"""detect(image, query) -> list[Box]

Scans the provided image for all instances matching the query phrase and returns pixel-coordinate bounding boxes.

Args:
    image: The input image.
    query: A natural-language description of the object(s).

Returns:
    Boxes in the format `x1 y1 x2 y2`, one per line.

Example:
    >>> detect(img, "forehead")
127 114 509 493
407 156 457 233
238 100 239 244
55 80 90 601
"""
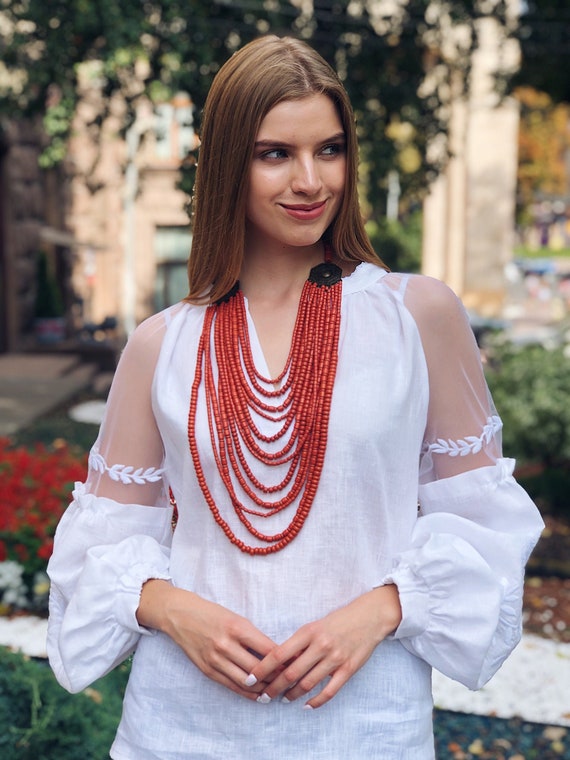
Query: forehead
256 94 344 141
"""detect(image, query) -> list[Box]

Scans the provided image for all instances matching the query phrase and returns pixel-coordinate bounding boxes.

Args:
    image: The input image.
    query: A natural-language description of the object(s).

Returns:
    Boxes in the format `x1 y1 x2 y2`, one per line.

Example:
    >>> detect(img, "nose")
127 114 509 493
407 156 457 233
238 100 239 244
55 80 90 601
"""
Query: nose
290 155 322 196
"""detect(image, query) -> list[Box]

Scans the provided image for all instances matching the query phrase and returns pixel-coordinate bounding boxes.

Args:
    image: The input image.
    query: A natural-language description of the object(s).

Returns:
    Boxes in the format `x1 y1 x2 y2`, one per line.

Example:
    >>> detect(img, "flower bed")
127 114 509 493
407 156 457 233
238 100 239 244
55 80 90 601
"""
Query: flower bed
0 438 86 614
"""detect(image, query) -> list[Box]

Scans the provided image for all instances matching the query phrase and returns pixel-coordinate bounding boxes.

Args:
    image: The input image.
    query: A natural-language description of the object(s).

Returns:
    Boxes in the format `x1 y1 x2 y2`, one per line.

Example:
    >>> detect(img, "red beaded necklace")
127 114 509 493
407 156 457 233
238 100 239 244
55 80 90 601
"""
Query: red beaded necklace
187 247 343 555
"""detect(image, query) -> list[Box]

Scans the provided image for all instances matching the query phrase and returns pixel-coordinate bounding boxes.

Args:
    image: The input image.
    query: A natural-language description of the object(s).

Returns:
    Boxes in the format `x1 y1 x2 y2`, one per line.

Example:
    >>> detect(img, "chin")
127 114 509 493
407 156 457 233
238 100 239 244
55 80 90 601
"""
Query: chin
285 228 330 249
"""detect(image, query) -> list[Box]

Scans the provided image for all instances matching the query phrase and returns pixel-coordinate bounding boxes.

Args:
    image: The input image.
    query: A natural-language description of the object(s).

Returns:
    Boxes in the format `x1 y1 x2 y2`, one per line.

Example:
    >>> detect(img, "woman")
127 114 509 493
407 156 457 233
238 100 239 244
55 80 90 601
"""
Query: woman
47 36 543 759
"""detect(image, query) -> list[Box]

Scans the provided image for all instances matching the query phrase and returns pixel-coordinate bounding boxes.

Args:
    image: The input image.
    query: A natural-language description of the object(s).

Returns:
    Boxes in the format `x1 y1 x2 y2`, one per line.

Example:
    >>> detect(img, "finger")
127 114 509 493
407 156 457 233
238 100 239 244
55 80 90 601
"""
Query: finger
302 666 352 710
240 629 278 660
209 636 278 692
277 657 335 702
216 628 277 690
246 633 309 686
212 657 269 694
258 648 325 700
233 643 271 678
208 668 266 702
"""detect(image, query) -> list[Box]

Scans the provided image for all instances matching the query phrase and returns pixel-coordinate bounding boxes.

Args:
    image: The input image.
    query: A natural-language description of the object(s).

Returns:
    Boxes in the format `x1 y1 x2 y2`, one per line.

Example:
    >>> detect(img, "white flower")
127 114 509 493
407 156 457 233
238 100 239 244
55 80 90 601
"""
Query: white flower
0 561 29 609
0 560 24 588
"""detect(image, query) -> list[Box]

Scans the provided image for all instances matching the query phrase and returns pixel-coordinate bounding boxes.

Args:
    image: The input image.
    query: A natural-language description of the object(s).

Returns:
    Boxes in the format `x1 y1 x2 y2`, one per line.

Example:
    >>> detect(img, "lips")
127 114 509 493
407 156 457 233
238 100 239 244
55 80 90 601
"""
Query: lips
280 201 327 221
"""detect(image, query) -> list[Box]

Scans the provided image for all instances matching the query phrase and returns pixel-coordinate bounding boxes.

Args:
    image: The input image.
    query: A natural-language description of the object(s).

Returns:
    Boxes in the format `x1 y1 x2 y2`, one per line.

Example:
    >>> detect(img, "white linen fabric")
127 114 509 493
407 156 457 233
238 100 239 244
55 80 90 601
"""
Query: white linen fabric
47 263 544 760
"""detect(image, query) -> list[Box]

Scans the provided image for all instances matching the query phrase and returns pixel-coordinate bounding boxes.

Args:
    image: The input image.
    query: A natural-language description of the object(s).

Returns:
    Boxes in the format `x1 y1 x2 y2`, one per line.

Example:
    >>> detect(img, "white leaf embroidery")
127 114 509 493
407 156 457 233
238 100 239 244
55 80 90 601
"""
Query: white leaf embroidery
90 451 106 473
425 416 503 457
88 449 165 485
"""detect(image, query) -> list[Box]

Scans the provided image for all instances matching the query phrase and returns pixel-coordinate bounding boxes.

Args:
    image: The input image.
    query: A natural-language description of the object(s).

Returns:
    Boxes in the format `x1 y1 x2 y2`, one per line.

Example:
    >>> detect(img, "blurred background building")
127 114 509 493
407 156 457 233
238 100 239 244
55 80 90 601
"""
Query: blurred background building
0 0 568 356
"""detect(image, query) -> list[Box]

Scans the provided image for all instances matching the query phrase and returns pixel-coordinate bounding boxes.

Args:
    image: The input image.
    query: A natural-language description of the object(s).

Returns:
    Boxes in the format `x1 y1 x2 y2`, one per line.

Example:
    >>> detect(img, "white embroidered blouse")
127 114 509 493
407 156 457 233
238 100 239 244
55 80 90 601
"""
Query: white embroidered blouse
47 265 544 760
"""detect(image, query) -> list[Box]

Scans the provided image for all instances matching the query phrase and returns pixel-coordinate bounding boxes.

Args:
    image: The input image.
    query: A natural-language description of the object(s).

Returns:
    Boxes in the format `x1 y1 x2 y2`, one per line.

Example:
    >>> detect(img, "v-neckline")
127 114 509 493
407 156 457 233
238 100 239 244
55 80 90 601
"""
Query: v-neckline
243 296 273 380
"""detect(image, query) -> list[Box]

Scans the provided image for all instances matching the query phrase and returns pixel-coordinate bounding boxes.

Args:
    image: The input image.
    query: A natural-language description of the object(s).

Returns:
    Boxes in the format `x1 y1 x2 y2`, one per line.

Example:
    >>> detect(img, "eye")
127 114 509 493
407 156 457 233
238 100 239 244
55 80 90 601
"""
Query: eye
321 142 345 158
260 148 288 160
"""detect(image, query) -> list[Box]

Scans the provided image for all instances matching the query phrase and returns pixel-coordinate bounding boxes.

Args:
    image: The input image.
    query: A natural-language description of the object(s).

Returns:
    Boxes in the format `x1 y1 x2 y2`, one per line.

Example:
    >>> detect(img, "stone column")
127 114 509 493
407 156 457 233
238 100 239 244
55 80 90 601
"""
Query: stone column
422 13 520 317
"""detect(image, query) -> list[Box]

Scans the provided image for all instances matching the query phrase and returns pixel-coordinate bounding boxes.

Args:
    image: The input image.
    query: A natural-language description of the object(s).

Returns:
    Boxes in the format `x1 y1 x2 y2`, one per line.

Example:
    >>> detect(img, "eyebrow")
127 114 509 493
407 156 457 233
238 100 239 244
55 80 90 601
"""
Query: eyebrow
254 132 346 149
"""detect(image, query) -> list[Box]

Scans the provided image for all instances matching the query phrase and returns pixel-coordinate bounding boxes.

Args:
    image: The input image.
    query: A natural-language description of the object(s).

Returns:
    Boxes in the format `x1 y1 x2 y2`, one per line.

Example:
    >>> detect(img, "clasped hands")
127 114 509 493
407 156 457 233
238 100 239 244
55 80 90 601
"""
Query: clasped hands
137 580 401 710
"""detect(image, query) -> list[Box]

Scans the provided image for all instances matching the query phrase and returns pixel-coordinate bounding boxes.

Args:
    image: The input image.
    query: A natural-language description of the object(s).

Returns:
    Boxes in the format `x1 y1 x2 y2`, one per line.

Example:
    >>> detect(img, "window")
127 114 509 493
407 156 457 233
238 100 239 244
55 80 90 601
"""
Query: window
154 95 195 160
154 226 192 310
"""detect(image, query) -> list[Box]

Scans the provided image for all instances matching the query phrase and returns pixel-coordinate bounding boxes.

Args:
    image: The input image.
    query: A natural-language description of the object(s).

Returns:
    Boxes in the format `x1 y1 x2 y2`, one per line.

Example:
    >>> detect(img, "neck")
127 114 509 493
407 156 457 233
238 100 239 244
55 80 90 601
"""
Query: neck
239 241 325 302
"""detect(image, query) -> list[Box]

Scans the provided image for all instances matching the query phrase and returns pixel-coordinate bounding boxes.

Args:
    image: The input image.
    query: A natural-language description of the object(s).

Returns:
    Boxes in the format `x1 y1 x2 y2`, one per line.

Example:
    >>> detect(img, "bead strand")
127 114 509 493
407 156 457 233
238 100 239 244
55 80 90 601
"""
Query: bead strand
187 247 342 554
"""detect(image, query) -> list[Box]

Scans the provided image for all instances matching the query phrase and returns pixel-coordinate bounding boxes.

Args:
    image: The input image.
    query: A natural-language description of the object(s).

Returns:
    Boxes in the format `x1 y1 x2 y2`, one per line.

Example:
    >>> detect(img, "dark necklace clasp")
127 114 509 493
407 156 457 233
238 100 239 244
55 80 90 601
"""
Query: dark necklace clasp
308 262 343 288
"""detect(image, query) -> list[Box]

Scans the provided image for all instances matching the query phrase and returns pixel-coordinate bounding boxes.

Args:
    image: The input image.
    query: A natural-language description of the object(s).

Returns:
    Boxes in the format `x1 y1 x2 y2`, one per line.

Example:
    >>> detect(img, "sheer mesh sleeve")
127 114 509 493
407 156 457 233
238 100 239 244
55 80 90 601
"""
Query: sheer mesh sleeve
403 276 503 483
85 310 172 506
47 310 177 693
380 275 544 689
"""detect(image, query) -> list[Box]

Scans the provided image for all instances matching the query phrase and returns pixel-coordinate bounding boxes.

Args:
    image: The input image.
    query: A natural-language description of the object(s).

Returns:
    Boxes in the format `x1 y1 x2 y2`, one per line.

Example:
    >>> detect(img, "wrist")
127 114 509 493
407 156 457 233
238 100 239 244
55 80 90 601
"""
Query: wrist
136 578 175 631
371 583 402 638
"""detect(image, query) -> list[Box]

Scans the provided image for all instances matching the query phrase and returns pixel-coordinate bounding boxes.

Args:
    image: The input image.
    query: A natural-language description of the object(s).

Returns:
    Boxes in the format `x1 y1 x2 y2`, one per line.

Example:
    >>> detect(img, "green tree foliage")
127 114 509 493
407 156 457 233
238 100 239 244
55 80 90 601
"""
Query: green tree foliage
515 86 570 227
366 210 423 272
0 0 518 214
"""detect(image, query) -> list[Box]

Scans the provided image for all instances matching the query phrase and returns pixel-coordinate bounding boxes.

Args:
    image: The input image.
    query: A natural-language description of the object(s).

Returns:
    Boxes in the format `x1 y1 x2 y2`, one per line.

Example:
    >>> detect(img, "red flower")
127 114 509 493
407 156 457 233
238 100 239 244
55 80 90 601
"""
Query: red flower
0 439 87 602
37 539 54 560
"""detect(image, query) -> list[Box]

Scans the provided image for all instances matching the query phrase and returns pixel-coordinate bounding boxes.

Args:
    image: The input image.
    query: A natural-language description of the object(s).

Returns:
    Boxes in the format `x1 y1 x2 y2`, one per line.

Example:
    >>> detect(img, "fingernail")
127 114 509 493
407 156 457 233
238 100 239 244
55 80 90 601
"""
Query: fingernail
257 693 272 704
244 674 257 687
281 696 291 704
303 704 313 711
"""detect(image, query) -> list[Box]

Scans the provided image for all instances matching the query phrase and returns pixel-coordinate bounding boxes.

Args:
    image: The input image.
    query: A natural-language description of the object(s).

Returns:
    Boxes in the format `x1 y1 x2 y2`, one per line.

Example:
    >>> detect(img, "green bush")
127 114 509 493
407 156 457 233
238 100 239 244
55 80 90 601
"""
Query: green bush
485 340 570 471
516 468 570 516
0 648 129 759
484 337 570 517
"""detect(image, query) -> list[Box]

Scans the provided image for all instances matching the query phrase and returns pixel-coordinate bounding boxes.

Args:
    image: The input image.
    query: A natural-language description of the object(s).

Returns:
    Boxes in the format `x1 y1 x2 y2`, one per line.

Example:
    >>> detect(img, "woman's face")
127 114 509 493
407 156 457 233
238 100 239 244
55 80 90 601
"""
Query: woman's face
245 94 346 253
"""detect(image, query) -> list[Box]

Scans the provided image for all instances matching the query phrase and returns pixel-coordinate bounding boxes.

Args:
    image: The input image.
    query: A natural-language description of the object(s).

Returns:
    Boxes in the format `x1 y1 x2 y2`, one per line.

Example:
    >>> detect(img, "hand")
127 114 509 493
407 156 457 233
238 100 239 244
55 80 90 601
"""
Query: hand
245 584 402 709
137 580 277 701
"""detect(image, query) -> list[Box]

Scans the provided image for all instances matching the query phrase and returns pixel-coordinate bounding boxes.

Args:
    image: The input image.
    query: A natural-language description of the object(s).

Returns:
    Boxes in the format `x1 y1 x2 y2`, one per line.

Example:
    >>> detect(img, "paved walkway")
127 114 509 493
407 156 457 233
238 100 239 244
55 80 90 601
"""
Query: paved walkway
0 353 99 437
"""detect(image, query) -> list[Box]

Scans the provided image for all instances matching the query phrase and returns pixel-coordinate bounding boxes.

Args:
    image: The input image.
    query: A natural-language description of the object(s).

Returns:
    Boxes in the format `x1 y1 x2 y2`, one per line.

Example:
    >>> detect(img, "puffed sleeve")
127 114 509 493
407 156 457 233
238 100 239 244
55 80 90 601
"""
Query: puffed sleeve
47 310 176 693
381 275 544 690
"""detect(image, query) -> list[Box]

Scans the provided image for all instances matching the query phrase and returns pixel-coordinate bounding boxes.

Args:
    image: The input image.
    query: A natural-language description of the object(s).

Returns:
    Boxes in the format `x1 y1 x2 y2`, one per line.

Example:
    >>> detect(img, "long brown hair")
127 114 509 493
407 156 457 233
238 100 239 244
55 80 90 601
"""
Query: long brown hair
186 35 384 304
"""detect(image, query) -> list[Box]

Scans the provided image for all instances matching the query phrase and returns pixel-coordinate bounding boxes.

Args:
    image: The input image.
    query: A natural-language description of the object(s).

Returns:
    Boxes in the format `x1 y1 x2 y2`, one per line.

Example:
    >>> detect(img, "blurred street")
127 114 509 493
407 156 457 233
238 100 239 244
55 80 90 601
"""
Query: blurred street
0 353 104 437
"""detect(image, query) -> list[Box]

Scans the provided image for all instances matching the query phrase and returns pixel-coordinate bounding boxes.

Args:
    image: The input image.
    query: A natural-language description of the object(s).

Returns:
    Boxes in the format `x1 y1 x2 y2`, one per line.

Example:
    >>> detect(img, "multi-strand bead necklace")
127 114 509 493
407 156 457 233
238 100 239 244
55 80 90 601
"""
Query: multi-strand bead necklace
188 249 343 555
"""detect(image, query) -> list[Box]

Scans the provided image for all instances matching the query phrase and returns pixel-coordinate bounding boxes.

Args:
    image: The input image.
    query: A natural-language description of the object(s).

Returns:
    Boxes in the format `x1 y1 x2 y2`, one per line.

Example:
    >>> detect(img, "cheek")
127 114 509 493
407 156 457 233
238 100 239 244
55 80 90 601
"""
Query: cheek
245 174 268 221
330 192 344 221
245 175 274 226
246 174 262 208
248 166 287 200
328 161 346 206
324 159 347 194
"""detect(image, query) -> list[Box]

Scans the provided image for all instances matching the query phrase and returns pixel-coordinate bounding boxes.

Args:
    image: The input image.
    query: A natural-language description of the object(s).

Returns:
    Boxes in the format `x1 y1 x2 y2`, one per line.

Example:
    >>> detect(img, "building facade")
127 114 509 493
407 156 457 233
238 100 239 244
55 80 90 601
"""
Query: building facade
0 15 520 352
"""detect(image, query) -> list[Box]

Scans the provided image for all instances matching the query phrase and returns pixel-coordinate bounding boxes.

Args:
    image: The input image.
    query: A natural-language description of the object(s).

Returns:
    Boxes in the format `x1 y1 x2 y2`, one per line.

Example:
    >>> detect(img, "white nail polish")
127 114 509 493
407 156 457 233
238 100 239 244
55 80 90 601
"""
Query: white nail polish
244 674 257 687
257 693 272 704
281 696 291 704
303 704 313 711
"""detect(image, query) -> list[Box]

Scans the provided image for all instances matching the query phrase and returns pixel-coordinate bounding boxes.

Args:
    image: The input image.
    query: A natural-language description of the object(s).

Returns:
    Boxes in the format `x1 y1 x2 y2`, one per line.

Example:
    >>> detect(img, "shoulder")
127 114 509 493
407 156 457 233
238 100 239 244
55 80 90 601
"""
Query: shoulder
402 274 467 331
399 275 479 366
120 304 186 370
404 273 462 310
